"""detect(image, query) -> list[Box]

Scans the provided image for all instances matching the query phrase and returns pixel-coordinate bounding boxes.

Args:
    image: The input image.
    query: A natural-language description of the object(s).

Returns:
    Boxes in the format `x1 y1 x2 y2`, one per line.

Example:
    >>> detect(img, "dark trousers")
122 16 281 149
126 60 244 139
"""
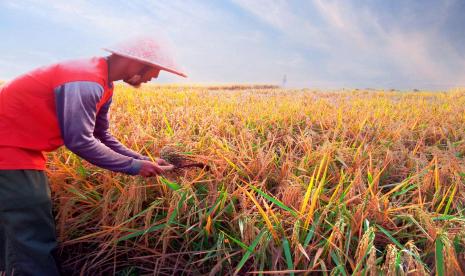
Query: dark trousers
0 170 60 276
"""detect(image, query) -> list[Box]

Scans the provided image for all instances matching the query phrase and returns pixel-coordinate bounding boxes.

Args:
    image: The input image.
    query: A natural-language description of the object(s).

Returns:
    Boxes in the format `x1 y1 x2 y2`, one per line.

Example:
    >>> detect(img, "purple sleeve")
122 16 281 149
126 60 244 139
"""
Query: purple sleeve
93 99 150 161
54 81 142 175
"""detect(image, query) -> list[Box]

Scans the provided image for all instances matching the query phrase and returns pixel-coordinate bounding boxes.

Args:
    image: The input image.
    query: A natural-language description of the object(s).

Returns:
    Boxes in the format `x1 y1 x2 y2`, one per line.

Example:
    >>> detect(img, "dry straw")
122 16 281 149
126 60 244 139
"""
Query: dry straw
48 85 465 275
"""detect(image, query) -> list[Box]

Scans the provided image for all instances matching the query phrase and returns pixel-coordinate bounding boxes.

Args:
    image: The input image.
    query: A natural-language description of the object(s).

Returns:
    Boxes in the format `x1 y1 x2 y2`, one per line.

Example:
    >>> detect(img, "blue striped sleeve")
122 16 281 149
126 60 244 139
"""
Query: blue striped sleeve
54 81 142 175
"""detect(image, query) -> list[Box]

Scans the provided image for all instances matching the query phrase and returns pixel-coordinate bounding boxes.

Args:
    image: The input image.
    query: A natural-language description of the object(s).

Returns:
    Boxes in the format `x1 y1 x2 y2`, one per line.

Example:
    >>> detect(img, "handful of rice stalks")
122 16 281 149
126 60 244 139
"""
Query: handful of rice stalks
160 146 210 170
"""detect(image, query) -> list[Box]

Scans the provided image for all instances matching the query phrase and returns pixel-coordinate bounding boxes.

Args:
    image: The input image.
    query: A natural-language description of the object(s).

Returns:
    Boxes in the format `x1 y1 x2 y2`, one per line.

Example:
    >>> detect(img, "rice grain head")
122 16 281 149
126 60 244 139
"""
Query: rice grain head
160 146 188 167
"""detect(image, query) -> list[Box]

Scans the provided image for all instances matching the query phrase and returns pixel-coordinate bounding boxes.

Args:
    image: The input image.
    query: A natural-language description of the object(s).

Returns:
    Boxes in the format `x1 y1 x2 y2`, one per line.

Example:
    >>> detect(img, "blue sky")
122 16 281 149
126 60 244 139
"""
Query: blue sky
1 0 464 90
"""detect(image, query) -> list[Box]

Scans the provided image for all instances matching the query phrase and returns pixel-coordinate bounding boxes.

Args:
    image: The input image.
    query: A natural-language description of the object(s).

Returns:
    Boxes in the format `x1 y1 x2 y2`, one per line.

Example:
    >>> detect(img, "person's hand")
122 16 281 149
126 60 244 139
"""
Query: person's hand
138 160 174 177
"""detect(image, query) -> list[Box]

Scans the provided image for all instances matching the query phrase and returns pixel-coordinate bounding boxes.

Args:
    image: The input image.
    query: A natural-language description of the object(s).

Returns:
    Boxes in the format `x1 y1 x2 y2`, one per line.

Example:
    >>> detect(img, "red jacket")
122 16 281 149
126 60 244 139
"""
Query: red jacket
0 57 113 170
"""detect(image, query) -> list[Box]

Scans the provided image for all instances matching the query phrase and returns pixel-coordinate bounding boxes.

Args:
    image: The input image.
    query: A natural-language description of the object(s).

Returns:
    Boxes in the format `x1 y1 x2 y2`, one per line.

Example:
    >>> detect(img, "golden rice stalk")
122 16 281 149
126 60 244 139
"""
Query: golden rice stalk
402 241 427 276
303 154 329 230
240 186 279 242
382 244 401 276
436 232 464 275
205 215 212 236
300 153 329 217
329 217 346 251
434 156 440 194
367 246 378 276
355 226 375 264
279 184 303 211
299 168 316 215
415 208 437 241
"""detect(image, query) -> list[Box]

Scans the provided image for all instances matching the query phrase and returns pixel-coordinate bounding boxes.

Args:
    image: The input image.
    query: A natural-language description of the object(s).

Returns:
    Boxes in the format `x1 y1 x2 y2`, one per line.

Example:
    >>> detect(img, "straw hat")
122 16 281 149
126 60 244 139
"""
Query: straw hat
103 37 187 78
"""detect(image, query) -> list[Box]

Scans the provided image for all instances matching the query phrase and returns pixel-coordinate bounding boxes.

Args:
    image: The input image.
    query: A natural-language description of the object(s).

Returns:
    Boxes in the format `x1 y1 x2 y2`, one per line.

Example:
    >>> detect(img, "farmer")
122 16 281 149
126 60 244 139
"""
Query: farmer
0 37 186 275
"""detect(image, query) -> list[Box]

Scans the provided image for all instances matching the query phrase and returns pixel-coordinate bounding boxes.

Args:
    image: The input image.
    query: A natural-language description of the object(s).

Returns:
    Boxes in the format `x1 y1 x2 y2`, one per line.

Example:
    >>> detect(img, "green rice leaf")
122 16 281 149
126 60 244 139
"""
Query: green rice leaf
220 230 249 251
117 223 166 242
249 184 298 217
303 213 321 247
159 176 181 191
234 230 267 276
282 238 294 276
330 251 347 276
435 235 445 276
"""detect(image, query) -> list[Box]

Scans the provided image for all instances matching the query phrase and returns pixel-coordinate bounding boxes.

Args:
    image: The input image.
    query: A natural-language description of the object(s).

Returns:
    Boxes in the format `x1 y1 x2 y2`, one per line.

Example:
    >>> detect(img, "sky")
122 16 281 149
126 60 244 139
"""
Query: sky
1 0 464 90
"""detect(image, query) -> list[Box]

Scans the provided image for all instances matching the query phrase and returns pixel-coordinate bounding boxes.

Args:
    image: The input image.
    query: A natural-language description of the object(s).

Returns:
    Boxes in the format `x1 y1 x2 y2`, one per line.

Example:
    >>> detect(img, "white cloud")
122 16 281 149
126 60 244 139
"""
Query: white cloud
231 0 329 50
233 0 465 88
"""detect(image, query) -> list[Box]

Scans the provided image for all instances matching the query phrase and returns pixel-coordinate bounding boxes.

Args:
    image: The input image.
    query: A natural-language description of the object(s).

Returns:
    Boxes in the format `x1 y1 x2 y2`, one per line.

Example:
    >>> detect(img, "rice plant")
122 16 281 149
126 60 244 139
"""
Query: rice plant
47 85 465 275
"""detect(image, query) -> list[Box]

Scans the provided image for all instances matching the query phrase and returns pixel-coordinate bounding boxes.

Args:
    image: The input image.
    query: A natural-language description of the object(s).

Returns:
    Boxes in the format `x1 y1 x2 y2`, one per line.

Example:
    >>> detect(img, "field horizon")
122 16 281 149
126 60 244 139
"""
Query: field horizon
2 79 465 92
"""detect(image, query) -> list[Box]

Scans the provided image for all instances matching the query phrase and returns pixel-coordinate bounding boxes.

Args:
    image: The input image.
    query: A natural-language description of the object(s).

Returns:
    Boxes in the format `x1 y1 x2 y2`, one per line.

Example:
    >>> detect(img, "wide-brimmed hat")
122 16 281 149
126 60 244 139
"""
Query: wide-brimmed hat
103 37 187 78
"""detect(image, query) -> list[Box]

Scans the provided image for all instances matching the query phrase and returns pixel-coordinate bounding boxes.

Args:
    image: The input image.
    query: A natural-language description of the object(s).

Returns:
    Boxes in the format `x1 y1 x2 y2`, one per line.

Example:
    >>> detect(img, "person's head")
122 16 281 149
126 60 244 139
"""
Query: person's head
106 54 161 88
103 37 187 88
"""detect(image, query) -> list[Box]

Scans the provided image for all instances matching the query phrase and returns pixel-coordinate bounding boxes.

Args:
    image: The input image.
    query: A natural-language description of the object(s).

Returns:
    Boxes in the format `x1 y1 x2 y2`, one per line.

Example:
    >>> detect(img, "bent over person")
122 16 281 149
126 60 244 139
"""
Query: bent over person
0 37 186 275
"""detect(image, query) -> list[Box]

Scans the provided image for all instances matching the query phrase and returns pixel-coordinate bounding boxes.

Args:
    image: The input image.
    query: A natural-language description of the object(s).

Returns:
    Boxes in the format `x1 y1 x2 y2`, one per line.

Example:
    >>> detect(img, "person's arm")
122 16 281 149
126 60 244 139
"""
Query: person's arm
93 98 150 161
54 81 143 175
